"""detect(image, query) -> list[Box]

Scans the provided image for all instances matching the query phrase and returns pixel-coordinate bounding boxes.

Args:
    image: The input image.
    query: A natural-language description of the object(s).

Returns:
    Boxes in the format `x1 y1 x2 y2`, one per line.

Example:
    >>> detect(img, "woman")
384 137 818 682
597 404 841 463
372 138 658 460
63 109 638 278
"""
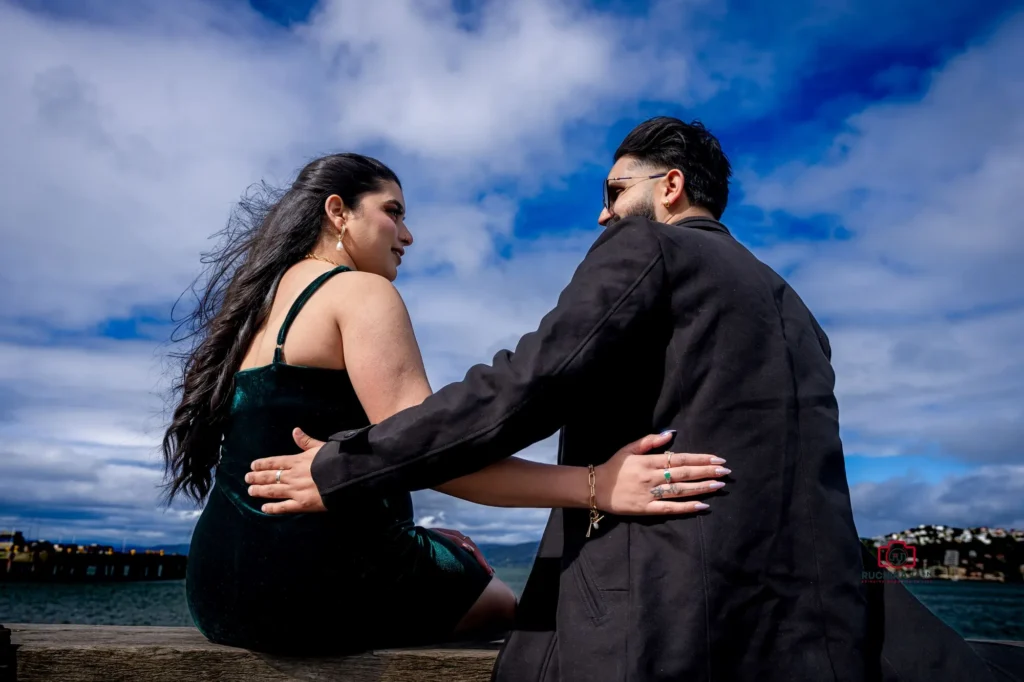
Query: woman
163 153 728 655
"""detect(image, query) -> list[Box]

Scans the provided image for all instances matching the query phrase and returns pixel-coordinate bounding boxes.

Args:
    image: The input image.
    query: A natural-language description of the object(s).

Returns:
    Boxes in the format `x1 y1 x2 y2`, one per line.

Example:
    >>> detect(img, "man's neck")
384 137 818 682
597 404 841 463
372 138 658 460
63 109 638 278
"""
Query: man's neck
660 205 716 224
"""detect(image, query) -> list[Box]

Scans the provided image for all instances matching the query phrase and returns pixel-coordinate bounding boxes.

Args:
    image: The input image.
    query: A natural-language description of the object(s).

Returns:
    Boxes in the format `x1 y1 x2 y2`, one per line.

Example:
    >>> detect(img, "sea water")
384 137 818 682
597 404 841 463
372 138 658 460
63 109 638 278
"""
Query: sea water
2 571 1021 642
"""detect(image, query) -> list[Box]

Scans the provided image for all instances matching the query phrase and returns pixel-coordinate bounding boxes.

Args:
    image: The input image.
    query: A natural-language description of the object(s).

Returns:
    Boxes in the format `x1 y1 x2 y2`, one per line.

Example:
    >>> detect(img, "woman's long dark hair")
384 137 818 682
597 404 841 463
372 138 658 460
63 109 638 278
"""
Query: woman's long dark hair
162 153 401 504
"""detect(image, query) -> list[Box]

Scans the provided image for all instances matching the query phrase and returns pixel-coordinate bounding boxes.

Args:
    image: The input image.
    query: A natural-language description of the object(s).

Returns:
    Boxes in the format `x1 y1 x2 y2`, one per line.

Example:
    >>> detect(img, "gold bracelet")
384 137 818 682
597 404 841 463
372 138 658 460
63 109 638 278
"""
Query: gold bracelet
586 464 605 538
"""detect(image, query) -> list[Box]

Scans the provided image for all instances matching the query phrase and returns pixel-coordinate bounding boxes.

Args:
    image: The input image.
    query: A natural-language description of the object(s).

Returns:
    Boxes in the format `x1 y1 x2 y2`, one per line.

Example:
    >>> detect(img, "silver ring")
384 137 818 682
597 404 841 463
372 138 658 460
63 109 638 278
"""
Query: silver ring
275 469 283 484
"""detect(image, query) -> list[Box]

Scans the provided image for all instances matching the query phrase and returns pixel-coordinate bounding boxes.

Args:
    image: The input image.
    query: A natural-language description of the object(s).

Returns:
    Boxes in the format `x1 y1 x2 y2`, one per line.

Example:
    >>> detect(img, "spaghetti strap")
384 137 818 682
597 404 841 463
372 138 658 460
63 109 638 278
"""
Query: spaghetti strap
273 265 352 364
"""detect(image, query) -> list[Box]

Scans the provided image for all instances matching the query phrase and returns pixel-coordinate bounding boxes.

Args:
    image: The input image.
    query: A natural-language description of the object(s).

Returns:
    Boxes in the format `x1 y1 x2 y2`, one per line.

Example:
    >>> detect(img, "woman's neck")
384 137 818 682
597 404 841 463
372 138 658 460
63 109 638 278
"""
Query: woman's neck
308 237 356 269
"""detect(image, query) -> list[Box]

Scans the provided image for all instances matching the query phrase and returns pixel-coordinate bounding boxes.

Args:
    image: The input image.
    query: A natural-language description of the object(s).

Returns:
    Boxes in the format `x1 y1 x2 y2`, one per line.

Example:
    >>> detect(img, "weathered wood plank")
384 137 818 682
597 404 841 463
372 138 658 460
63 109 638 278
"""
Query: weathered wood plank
8 623 1023 682
7 623 499 682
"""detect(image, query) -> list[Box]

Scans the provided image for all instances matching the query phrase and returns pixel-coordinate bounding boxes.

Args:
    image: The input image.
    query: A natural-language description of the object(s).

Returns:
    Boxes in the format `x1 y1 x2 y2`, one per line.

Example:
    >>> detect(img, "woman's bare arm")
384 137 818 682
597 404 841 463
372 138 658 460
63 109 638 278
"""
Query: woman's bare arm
433 456 591 508
338 273 590 509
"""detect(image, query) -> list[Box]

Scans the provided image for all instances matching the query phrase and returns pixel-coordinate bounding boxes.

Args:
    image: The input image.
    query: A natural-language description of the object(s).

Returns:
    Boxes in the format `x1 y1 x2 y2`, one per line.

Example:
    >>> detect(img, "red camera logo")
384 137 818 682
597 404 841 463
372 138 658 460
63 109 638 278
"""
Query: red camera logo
877 539 917 570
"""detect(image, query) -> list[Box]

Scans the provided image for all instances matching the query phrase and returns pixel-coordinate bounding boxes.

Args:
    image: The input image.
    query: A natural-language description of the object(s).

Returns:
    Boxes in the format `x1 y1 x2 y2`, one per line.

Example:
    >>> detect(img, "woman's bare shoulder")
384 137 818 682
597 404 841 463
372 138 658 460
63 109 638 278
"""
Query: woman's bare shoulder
317 269 411 323
320 269 405 299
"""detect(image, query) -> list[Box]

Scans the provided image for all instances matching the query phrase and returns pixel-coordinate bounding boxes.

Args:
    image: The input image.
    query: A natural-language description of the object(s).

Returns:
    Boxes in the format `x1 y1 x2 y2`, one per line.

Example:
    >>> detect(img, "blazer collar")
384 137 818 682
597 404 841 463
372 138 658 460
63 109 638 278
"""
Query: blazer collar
670 216 732 236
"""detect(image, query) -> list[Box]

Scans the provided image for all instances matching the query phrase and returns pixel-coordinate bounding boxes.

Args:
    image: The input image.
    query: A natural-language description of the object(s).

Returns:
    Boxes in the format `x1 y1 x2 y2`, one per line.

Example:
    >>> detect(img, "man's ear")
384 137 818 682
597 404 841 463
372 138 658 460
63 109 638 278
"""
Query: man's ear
664 169 686 206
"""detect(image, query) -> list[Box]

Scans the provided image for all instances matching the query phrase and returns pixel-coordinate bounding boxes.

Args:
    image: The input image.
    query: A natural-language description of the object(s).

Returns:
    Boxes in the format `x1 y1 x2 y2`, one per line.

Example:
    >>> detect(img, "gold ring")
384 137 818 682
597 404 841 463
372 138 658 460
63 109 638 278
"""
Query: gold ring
666 451 674 468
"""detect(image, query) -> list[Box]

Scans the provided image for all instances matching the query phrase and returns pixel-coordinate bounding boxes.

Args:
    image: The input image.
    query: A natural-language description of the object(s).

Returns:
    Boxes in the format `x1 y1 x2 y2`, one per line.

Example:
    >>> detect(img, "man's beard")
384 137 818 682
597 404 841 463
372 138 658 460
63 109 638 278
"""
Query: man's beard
608 194 657 226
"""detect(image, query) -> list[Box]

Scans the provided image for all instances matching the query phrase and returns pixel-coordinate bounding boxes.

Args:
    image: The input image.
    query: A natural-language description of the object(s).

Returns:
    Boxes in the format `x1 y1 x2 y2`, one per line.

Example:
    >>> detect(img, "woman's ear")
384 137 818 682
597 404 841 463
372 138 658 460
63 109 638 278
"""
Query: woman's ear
324 194 346 227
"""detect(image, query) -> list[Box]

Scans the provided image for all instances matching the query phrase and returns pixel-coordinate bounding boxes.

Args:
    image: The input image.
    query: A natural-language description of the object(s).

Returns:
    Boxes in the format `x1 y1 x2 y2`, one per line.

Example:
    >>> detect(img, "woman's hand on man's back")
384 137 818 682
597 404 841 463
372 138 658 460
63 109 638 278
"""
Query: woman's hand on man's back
595 431 730 515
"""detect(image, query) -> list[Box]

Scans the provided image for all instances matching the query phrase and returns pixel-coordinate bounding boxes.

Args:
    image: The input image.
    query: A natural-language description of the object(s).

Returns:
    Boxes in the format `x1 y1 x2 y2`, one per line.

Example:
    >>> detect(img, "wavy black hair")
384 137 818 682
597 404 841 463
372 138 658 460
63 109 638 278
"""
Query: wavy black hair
162 153 400 503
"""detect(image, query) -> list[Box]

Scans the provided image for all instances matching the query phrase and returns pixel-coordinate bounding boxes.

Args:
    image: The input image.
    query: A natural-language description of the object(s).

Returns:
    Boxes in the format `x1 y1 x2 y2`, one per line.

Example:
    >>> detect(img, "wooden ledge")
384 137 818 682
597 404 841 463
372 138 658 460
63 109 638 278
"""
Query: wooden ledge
3 623 500 682
5 623 1022 682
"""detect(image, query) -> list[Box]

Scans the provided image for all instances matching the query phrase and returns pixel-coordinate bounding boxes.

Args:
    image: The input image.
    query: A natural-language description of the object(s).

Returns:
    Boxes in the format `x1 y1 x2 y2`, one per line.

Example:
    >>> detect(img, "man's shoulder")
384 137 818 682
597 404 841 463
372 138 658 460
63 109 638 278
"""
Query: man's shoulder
586 216 664 255
603 216 738 251
610 215 665 237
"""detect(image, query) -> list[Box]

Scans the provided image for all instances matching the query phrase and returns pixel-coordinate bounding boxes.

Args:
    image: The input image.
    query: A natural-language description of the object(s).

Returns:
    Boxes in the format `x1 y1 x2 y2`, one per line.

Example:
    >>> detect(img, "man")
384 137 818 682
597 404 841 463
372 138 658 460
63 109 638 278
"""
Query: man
249 118 1007 681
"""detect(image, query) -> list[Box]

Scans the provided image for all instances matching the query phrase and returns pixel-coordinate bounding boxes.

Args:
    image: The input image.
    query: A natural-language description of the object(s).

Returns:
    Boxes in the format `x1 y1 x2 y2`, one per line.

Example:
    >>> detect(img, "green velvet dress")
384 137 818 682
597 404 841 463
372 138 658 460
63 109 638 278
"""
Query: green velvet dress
186 265 493 655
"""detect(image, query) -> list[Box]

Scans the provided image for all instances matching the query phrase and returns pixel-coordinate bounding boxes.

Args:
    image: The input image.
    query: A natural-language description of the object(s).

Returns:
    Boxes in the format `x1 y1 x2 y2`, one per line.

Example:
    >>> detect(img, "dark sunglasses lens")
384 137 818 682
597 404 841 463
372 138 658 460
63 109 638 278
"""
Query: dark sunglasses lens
605 183 620 211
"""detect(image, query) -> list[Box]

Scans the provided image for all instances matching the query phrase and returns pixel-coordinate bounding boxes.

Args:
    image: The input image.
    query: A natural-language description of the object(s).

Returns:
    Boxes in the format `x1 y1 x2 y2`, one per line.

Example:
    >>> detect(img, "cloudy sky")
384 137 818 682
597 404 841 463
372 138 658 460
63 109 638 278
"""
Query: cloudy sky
1 0 1021 547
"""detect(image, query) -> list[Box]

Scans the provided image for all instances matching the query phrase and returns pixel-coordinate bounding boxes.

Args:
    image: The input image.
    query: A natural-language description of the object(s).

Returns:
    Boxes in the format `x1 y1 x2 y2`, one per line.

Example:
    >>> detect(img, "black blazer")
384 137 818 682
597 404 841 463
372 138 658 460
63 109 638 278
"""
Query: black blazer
311 216 998 682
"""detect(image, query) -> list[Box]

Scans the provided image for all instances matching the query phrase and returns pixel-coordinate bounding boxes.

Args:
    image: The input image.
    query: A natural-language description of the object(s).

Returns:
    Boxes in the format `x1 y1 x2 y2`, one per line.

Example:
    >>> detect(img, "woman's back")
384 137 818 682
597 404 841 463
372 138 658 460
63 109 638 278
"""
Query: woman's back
186 264 491 654
189 265 390 651
209 264 394 513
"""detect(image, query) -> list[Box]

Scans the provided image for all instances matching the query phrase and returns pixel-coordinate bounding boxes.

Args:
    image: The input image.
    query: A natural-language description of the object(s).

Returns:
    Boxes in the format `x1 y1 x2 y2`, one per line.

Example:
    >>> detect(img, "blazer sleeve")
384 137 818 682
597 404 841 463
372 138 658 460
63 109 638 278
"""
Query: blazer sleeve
310 217 666 507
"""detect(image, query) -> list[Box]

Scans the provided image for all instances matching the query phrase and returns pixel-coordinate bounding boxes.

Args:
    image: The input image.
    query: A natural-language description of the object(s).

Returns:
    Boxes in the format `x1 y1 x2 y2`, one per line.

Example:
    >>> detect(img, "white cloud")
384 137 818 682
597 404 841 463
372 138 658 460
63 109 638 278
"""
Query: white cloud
0 1 311 326
413 490 553 545
399 197 519 275
824 309 1024 463
742 13 1024 467
305 0 621 167
0 342 163 395
851 465 1024 538
746 13 1024 315
0 340 194 544
0 0 688 327
404 228 600 389
0 436 199 547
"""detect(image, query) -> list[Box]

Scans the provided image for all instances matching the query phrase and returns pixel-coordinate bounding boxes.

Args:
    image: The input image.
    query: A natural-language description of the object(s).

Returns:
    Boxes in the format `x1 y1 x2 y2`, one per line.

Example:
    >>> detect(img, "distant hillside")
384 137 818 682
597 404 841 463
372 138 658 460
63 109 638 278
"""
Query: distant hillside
49 524 1024 579
144 543 191 556
478 542 539 568
862 525 1024 582
141 541 541 567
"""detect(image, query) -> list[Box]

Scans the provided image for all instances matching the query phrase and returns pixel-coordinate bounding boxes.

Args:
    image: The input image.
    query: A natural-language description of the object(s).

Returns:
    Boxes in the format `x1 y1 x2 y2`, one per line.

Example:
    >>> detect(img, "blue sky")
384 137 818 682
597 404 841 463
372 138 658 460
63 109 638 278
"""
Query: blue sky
1 0 1021 546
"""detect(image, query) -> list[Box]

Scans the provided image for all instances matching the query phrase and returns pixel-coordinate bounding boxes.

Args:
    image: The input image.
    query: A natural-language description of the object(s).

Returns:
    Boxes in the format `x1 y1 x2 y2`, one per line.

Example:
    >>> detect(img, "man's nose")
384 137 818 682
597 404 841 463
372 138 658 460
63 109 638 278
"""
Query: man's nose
597 207 613 226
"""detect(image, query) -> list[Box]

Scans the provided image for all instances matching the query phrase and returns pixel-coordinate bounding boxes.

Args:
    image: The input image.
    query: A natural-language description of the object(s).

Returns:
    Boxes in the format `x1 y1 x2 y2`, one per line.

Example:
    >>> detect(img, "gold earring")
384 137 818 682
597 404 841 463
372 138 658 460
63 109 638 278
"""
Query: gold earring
663 200 671 208
336 224 346 251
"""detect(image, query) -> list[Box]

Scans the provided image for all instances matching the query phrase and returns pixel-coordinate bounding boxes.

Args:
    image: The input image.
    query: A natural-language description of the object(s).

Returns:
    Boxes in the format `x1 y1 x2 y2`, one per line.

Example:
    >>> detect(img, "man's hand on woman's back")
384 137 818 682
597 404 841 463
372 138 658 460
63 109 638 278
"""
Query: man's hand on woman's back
246 427 327 514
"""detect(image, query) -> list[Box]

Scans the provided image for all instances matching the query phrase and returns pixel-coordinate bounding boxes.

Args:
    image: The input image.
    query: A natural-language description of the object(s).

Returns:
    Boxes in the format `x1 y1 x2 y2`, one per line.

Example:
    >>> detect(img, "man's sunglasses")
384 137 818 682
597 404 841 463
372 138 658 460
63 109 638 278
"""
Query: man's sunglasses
603 173 667 212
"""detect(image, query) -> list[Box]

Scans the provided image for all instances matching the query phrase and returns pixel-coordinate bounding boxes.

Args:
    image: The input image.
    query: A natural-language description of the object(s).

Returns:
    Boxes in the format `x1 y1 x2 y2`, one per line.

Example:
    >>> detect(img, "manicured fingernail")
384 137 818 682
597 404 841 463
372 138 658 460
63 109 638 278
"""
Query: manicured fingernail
261 505 268 513
694 503 709 510
244 474 252 483
660 429 676 436
247 486 255 496
708 481 725 489
715 467 731 476
710 457 726 464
